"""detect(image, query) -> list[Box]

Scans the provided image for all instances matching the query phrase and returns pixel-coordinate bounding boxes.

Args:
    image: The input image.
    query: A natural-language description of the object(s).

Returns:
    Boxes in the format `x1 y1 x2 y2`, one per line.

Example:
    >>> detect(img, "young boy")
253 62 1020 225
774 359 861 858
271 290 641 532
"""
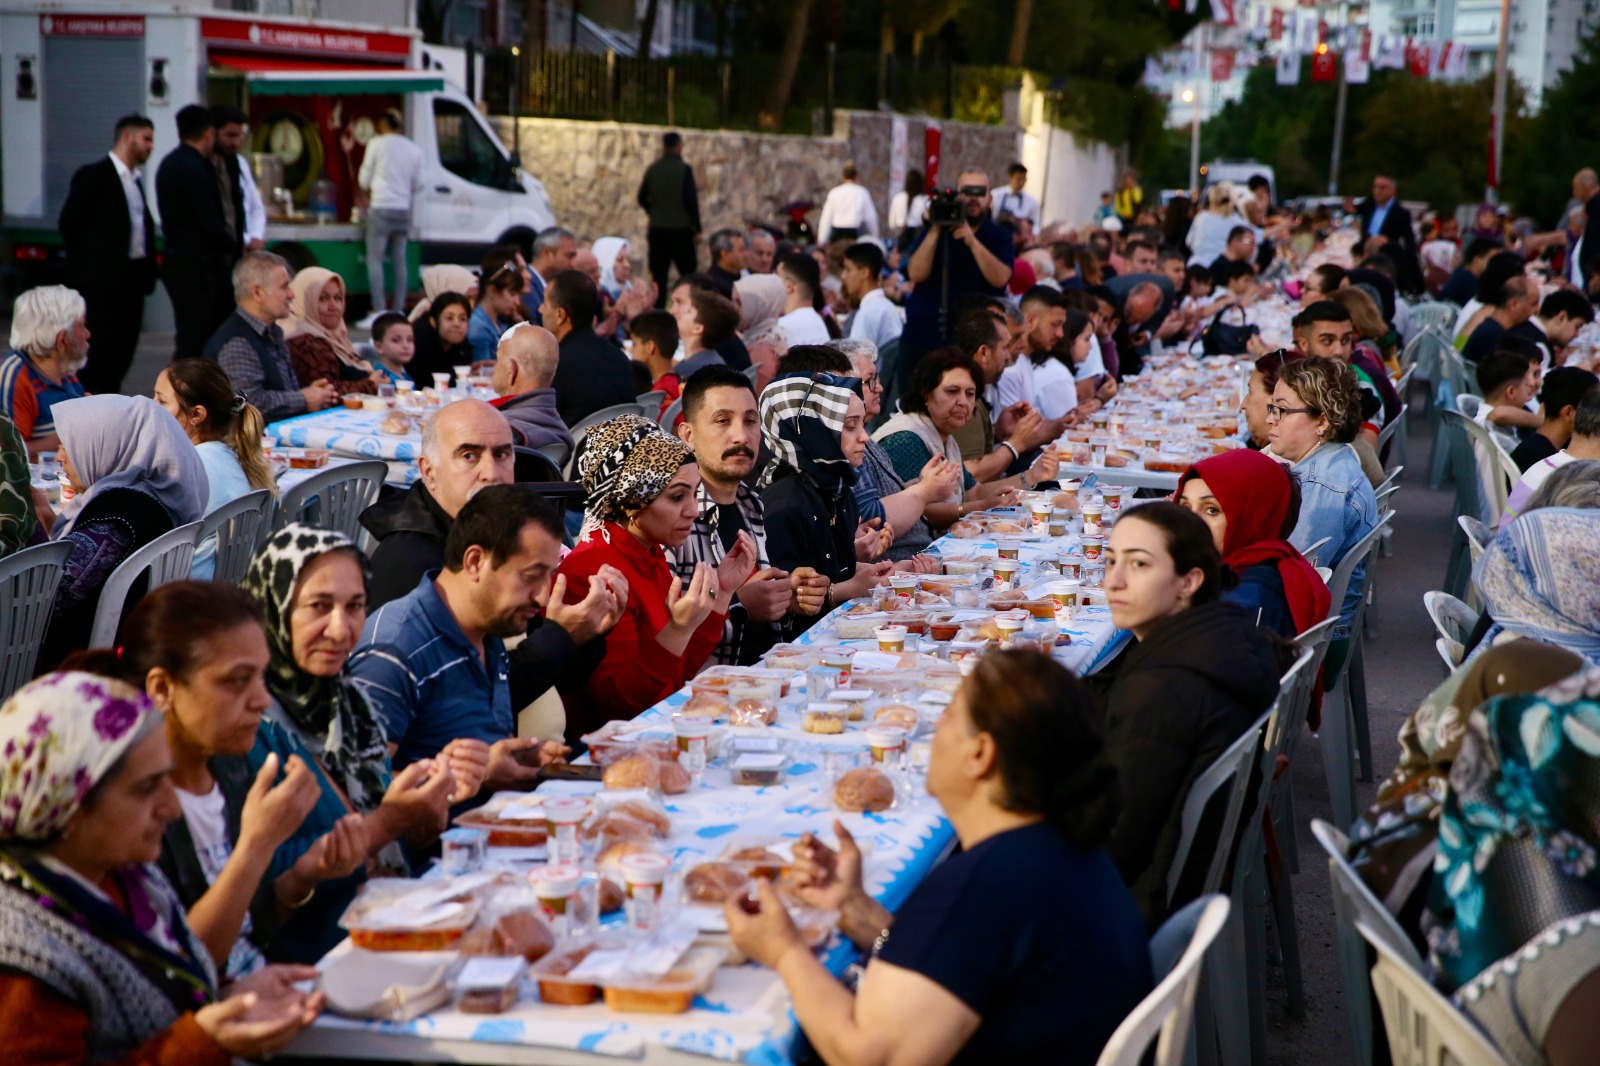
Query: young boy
370 312 415 385
1475 342 1545 436
671 287 740 379
629 309 681 414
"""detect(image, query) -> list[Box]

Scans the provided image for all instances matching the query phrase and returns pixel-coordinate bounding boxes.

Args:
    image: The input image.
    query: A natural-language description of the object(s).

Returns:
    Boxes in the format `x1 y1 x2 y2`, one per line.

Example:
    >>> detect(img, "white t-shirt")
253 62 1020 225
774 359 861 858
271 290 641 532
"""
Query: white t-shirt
177 785 266 977
358 132 424 212
888 192 928 233
1454 298 1485 342
817 182 880 244
998 354 1077 421
777 306 831 346
992 188 1040 229
1075 335 1107 382
848 289 903 351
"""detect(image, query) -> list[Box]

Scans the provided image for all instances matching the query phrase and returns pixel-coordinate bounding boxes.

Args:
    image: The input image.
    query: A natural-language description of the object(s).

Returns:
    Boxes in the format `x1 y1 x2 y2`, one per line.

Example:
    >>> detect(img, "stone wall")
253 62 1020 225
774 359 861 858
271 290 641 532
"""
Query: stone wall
491 111 1024 260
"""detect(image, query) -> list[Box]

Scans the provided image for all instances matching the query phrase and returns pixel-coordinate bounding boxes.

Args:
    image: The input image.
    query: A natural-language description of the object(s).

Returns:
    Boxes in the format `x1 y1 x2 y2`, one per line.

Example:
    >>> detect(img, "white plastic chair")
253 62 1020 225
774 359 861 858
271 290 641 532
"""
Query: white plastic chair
1376 403 1408 471
1303 535 1332 567
1360 919 1512 1066
273 461 387 542
88 522 204 649
1436 636 1463 672
1095 896 1233 1066
196 489 275 585
1313 819 1429 1066
1423 590 1476 676
1457 514 1491 568
1316 565 1333 584
0 541 73 699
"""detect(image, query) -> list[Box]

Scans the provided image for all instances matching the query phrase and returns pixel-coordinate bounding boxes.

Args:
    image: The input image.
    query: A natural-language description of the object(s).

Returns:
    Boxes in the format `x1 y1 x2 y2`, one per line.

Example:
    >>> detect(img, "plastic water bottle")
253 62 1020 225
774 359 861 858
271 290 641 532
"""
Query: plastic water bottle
309 177 338 224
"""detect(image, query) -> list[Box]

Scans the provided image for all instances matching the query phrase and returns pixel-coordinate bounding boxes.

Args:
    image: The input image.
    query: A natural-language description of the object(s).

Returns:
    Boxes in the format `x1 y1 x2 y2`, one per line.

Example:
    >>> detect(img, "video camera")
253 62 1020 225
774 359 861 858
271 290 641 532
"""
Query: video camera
926 186 964 227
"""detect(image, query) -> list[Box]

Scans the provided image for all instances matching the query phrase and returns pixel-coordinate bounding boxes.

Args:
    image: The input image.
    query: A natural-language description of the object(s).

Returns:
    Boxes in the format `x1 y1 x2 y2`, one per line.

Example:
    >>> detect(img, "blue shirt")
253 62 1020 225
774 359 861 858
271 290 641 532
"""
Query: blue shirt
1287 442 1377 637
374 362 413 386
902 219 1016 352
467 306 508 364
190 440 253 580
1368 199 1393 239
348 571 514 771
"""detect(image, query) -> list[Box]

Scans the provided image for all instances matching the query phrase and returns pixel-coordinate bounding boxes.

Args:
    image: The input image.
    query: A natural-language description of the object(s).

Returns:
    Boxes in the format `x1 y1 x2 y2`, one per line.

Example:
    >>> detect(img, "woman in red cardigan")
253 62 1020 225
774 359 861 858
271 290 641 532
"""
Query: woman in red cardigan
557 414 757 738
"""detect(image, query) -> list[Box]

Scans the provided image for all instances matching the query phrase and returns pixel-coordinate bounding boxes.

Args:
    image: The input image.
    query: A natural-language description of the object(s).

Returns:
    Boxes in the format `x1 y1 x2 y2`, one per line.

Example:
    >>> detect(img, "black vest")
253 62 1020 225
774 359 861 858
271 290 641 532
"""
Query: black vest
200 312 289 391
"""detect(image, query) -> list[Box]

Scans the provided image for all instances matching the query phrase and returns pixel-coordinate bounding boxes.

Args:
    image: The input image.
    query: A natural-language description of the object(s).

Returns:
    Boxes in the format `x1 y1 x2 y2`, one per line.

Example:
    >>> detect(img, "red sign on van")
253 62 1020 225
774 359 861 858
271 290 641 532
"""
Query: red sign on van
199 17 412 61
39 14 146 37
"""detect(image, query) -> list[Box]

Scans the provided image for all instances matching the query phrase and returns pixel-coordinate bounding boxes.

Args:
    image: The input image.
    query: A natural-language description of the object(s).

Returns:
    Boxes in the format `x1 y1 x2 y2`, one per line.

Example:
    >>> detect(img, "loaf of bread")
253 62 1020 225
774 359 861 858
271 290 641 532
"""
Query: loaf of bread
834 767 895 812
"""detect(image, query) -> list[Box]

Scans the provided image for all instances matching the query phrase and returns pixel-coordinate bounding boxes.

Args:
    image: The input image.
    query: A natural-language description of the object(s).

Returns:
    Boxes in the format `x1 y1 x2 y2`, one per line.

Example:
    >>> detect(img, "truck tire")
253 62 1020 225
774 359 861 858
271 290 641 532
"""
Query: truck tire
271 242 318 274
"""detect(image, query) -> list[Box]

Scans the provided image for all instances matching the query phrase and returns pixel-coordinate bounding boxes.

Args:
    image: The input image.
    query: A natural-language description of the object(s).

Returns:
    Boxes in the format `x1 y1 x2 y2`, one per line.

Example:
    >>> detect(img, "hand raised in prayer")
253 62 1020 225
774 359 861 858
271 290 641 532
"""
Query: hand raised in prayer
915 454 962 504
791 822 866 912
723 878 805 971
789 567 829 616
995 400 1032 441
546 568 625 644
300 379 339 412
854 518 892 562
897 554 940 575
484 737 570 790
238 753 321 856
1010 408 1054 452
380 757 455 835
197 970 324 1058
1027 445 1059 486
737 566 793 622
440 738 491 802
290 813 369 884
665 564 720 633
713 531 760 608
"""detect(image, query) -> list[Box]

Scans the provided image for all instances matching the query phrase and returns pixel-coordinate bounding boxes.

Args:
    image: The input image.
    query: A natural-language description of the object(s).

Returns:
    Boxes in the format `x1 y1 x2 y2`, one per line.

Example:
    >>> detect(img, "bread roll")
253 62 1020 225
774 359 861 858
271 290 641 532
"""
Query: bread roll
598 878 625 914
684 862 750 904
603 754 660 790
834 767 895 812
874 704 919 731
657 759 692 794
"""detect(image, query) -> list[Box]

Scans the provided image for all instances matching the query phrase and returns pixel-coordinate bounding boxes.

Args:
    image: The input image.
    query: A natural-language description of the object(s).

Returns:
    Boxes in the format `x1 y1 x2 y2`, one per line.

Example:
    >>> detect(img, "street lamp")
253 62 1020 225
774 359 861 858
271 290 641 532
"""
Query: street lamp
1181 88 1195 103
1185 26 1204 196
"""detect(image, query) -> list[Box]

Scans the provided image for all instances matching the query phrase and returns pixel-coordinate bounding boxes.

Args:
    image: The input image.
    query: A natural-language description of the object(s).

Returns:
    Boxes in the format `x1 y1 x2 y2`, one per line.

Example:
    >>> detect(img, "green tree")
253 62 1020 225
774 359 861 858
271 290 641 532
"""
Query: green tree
1503 22 1600 225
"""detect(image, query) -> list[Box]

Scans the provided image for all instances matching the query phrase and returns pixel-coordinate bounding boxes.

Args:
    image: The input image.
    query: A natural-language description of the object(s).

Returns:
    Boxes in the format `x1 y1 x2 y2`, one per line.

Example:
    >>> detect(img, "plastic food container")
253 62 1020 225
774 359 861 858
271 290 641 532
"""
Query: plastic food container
803 701 848 735
283 448 331 470
440 827 488 875
530 939 612 1005
602 946 724 1014
453 793 554 848
729 752 791 786
339 878 481 952
762 643 820 672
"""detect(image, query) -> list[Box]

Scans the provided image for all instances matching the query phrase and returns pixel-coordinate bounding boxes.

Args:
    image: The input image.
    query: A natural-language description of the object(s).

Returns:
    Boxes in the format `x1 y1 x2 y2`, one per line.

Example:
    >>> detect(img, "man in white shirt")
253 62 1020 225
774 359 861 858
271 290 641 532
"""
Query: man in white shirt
991 163 1040 244
997 287 1075 424
817 162 879 246
841 243 902 353
358 109 425 319
776 253 832 345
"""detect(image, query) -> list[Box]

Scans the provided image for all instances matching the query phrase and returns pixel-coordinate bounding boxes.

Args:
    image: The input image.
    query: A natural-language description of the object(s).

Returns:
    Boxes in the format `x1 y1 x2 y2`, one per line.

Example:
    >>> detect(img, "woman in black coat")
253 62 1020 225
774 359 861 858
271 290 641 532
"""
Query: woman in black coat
1100 501 1285 927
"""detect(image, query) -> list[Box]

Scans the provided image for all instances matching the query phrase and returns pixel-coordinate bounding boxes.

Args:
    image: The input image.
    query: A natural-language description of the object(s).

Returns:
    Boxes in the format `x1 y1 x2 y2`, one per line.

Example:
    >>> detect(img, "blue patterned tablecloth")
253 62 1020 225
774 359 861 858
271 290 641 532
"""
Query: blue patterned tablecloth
268 407 424 486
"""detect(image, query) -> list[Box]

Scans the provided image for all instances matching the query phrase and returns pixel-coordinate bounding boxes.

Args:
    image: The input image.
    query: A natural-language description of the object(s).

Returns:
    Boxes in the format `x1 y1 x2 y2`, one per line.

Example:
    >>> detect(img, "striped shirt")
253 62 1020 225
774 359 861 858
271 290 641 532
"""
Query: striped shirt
348 571 513 772
0 350 86 443
669 480 776 666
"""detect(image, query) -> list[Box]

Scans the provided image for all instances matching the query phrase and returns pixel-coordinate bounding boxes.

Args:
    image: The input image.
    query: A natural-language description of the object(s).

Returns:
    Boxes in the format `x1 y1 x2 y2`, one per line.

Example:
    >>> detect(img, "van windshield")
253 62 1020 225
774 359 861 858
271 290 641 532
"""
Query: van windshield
434 98 513 190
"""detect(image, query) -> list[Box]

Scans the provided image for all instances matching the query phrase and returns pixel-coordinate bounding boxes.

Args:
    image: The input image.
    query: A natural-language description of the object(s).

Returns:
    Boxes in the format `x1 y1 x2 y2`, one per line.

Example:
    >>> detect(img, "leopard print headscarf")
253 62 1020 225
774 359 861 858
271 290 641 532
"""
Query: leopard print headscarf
578 414 694 543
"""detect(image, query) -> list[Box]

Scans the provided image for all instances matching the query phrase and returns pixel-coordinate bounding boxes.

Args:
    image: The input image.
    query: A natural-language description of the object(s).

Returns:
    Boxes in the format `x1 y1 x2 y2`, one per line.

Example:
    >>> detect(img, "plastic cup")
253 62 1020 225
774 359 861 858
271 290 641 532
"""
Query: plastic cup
889 574 918 600
452 365 471 386
361 396 386 413
995 538 1021 560
995 615 1025 645
440 827 487 876
1057 555 1082 582
1084 561 1105 588
620 852 671 933
865 725 908 764
1072 441 1093 465
533 863 582 931
1030 501 1052 531
1048 512 1069 537
342 394 364 410
1091 443 1107 467
1058 479 1082 509
1081 534 1105 562
544 797 588 865
674 715 712 776
1048 580 1082 626
395 378 416 394
1081 502 1106 537
1101 486 1126 515
991 558 1019 591
875 625 907 653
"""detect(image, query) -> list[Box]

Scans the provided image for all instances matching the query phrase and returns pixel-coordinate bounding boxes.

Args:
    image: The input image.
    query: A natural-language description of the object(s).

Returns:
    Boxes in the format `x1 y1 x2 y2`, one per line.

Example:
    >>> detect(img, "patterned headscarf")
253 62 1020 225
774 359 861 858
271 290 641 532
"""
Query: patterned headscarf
0 672 160 841
578 414 694 543
758 372 860 492
1474 508 1600 663
241 525 391 814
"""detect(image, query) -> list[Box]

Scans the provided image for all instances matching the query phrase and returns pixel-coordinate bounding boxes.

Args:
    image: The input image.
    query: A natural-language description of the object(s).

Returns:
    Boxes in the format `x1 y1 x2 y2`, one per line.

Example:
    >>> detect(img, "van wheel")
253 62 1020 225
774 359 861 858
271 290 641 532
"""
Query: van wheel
270 242 317 274
499 228 537 262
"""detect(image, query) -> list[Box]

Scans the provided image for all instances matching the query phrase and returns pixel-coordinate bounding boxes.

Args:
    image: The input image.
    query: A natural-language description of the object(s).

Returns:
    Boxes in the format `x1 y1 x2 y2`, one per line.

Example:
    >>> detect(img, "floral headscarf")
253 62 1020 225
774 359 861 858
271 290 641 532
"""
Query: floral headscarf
1426 665 1600 994
0 672 158 841
281 267 369 372
1474 508 1600 664
241 525 391 814
577 414 693 543
758 372 860 492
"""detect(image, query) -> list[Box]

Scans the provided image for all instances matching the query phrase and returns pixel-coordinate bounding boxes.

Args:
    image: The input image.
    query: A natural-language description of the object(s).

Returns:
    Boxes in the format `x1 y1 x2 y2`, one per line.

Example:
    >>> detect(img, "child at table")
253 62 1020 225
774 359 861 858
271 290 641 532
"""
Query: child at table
370 313 415 387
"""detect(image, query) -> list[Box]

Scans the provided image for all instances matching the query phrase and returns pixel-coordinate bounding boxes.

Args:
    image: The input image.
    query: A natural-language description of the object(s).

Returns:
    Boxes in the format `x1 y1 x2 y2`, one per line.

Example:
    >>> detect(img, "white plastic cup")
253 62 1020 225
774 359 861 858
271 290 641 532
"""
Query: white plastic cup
674 715 712 776
991 558 1019 592
620 852 671 933
875 625 907 653
1081 501 1106 537
533 863 582 932
996 614 1025 645
544 797 588 865
1048 579 1082 626
865 725 908 763
1081 534 1105 562
889 574 918 600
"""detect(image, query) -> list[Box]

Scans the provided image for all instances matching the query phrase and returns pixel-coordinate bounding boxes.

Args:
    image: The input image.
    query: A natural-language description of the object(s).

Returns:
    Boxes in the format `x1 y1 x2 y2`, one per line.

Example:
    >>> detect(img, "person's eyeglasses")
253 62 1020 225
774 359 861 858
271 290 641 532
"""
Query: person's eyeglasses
860 374 881 391
1265 403 1318 420
958 185 988 197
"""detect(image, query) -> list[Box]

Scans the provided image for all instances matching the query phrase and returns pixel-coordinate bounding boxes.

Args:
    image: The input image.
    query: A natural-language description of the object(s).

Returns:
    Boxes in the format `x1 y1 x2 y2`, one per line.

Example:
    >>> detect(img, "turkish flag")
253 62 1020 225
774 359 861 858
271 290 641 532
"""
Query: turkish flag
1360 29 1372 61
924 125 942 190
1311 50 1337 82
1409 41 1432 76
1269 9 1284 40
1211 48 1235 81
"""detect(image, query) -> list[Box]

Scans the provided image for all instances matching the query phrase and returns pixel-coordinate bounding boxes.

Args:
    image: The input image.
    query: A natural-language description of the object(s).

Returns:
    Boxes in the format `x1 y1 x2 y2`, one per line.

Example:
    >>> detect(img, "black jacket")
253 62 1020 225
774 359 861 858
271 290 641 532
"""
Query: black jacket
1356 197 1424 295
359 482 603 708
551 327 638 427
763 471 860 638
57 156 156 294
154 143 231 265
1097 600 1281 927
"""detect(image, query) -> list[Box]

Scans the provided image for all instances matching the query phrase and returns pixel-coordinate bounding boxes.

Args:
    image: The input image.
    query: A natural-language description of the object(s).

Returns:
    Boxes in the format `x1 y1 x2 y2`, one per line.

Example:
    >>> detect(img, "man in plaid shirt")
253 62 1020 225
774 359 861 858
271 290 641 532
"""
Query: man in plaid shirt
669 365 828 664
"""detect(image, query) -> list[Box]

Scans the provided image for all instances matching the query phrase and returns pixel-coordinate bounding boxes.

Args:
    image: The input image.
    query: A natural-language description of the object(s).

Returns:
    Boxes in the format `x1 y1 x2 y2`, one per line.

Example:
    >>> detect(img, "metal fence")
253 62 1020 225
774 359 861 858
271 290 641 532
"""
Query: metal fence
483 48 1017 133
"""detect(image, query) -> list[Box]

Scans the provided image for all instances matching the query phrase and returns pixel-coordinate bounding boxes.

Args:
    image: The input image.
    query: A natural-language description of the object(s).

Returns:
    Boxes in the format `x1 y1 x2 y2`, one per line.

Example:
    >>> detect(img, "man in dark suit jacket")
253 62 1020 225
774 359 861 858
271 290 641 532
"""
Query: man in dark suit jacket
541 269 637 427
156 104 233 361
1356 174 1424 296
57 114 158 395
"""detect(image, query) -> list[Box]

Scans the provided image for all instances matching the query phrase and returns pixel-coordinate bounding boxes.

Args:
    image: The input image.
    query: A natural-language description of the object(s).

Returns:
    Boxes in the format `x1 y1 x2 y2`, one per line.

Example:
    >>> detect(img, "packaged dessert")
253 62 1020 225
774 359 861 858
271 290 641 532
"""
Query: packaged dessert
339 876 488 951
828 688 874 721
456 956 525 1015
603 753 692 794
720 841 791 880
834 767 896 812
529 939 611 1005
283 448 331 470
833 609 892 640
683 862 751 904
762 643 820 672
803 701 848 735
452 792 558 848
602 946 724 1014
457 909 554 963
729 752 791 787
872 703 920 731
579 721 677 768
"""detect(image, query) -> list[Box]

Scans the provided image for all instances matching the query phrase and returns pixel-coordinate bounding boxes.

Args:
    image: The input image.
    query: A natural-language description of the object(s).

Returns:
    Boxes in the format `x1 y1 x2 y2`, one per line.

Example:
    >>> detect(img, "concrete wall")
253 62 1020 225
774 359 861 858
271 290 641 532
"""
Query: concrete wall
492 106 1115 264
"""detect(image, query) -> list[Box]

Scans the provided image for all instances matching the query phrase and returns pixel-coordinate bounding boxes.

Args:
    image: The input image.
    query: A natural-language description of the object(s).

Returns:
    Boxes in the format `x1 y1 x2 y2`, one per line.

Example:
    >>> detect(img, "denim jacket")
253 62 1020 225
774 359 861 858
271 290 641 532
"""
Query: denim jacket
1287 442 1377 637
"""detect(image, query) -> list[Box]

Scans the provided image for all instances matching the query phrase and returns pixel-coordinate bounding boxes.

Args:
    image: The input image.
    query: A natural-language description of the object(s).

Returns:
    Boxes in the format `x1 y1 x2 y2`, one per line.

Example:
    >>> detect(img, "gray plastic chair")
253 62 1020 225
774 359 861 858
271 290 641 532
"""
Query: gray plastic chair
1302 535 1332 567
1375 402 1407 471
196 489 275 585
1313 818 1427 1066
273 461 387 541
0 541 73 699
635 389 667 412
658 395 684 429
88 521 204 649
1320 512 1392 831
565 403 647 479
1096 895 1232 1066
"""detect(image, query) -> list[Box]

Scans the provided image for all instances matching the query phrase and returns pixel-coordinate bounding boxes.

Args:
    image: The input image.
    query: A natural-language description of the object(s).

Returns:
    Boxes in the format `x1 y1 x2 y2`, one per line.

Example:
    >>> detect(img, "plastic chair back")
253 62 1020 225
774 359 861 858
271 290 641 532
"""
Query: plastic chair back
742 364 762 385
1436 636 1463 672
514 446 564 483
196 489 275 585
1455 393 1482 421
1359 919 1511 1066
658 395 684 429
1303 535 1332 567
1407 302 1460 338
1423 590 1477 648
1095 895 1232 1066
1376 403 1408 457
0 541 73 699
1313 819 1430 1066
88 522 203 649
1457 514 1491 567
273 461 388 541
536 440 571 469
1324 511 1391 623
1450 413 1518 527
1165 707 1273 911
635 389 667 412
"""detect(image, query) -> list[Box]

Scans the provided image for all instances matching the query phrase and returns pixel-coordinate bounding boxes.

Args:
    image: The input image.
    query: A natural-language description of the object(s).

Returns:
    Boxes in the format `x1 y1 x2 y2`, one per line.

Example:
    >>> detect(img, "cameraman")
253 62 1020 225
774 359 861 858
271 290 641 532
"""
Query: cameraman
897 169 1015 394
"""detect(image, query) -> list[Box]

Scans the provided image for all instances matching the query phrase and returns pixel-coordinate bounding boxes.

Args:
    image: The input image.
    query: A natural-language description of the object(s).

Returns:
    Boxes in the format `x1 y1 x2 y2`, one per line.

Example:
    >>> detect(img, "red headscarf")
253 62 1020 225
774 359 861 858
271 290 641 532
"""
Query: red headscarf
1177 449 1331 637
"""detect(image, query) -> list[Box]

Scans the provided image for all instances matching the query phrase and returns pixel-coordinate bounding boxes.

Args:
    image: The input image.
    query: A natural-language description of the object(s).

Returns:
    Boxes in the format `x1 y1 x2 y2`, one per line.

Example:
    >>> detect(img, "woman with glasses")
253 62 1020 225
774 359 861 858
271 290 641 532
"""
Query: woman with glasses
1267 356 1378 645
1241 348 1306 449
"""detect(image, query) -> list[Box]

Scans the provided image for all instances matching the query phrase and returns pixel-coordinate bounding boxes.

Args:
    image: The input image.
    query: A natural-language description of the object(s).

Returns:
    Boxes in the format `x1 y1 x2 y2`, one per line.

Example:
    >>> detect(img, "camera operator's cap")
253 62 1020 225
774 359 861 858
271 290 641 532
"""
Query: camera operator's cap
1101 216 1124 232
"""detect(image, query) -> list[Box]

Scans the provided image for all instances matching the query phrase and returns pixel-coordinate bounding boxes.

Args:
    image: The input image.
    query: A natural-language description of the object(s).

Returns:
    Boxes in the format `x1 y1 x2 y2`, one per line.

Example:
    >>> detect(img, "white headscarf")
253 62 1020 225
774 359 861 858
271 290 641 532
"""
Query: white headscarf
735 274 788 352
592 237 631 299
52 394 208 538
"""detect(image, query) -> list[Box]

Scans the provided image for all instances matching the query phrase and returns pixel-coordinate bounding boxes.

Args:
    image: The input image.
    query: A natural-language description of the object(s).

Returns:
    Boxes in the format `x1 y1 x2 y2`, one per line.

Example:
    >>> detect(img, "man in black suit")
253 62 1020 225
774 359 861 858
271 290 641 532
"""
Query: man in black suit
57 114 157 395
156 104 232 361
1356 174 1424 296
542 269 637 427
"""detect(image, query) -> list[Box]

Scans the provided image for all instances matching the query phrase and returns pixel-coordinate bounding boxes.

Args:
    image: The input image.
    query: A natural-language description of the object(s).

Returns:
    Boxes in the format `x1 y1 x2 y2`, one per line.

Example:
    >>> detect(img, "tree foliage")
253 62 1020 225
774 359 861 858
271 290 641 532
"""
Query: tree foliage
1504 24 1600 226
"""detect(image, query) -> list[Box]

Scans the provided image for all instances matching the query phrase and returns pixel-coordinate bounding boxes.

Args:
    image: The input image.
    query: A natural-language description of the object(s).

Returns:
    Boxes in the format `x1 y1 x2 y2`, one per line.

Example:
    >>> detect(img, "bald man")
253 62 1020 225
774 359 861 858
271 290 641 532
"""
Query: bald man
359 398 622 709
1572 168 1600 296
492 323 575 456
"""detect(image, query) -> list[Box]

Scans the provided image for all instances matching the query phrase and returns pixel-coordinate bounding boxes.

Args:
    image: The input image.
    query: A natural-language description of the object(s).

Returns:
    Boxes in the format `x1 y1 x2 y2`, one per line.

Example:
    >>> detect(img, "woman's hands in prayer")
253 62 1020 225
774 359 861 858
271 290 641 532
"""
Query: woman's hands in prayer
1025 446 1060 487
895 554 940 575
914 455 962 505
287 812 369 889
855 519 893 562
712 531 760 612
660 563 721 655
199 965 324 1058
238 753 321 857
789 567 829 616
377 757 455 840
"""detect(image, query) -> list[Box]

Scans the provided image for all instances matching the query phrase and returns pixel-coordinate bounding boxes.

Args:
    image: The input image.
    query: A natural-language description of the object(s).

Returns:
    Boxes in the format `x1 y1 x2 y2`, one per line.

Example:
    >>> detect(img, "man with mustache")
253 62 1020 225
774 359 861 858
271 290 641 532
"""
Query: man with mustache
672 365 829 664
